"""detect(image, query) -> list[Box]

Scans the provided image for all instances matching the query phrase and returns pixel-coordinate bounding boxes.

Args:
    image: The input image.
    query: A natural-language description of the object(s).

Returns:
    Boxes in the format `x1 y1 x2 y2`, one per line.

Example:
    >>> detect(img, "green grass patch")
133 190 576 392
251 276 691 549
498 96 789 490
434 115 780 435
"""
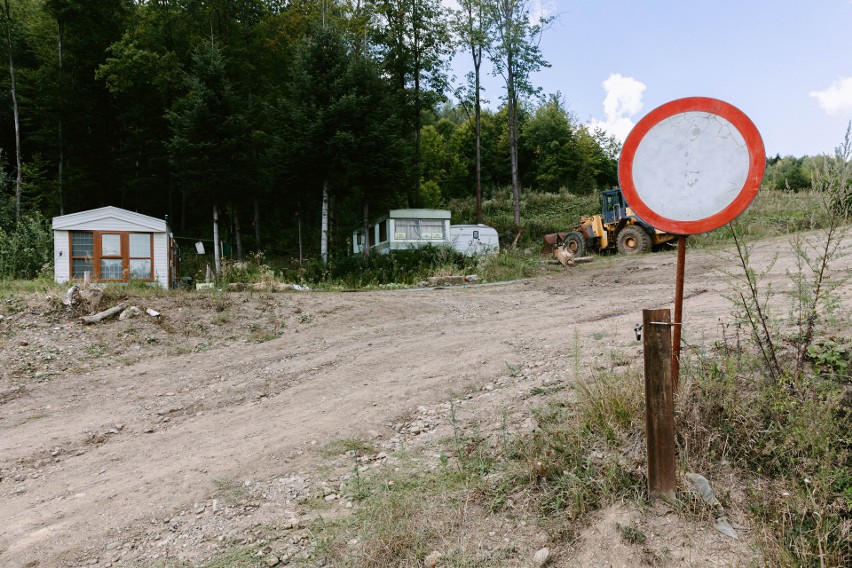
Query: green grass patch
690 189 832 248
680 348 850 567
322 438 379 458
212 478 252 505
315 447 487 567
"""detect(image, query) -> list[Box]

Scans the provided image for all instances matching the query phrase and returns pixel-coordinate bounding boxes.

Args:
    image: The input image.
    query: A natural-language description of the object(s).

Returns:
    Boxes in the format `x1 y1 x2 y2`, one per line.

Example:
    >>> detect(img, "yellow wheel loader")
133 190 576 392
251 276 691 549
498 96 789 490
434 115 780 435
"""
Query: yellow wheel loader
543 188 674 257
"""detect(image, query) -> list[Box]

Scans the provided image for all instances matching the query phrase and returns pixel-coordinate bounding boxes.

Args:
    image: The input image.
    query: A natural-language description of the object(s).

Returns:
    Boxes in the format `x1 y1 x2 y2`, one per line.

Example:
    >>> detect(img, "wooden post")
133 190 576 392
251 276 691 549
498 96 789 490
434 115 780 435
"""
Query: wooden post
643 308 676 502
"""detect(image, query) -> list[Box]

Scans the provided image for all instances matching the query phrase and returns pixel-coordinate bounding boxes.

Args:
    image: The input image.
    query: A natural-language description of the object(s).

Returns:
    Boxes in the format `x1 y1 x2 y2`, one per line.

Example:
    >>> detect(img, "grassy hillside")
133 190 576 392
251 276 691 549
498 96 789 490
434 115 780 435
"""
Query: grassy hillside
450 187 831 251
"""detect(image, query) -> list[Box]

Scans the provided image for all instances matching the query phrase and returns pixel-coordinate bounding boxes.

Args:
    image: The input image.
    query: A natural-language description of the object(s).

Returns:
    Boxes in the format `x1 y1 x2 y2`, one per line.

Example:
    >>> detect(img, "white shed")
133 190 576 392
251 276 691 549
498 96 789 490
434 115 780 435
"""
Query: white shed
52 206 178 289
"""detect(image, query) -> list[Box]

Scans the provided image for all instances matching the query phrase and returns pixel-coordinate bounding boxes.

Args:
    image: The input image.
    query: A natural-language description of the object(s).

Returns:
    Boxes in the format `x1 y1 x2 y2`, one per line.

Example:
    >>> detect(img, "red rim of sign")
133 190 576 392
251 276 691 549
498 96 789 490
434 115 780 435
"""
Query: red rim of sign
618 97 765 235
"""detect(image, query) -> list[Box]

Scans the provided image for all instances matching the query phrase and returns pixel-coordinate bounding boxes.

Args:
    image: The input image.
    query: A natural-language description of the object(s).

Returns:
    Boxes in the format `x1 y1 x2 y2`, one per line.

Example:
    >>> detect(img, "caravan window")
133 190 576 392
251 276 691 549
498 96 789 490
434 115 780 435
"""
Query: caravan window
378 220 388 243
395 219 445 240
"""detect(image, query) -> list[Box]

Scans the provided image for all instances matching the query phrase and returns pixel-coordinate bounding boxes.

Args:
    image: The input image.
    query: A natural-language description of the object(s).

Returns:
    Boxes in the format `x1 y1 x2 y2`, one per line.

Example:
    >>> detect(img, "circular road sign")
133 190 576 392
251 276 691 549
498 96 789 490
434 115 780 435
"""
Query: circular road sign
618 97 765 235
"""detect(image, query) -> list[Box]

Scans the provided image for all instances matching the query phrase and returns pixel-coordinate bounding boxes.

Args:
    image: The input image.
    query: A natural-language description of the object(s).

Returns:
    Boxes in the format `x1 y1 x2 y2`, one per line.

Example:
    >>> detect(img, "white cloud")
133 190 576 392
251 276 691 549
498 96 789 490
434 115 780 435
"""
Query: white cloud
809 77 852 115
588 73 647 142
529 0 557 23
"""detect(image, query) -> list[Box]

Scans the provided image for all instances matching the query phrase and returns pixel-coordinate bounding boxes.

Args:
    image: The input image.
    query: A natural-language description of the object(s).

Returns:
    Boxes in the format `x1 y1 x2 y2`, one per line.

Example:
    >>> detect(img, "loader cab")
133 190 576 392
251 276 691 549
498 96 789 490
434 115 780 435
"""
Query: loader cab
601 188 628 224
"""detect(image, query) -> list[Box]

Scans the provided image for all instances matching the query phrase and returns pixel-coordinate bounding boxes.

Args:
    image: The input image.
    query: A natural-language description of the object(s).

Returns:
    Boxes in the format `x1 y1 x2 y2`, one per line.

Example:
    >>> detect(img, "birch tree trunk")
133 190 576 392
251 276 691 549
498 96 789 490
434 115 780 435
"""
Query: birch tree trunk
321 180 330 264
213 204 221 275
507 60 521 227
474 45 483 224
3 0 22 223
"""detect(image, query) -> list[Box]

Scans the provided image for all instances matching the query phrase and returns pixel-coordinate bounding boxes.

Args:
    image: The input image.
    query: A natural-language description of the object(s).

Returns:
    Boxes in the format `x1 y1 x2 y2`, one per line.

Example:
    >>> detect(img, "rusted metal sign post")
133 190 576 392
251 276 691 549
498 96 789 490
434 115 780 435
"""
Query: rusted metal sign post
643 309 677 501
620 97 765 500
671 235 687 389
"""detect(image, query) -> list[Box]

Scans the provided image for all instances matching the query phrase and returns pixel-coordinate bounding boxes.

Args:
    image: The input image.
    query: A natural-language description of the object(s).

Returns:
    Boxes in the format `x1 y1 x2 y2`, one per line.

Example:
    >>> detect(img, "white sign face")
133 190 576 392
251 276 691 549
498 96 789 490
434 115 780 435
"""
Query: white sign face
619 97 765 235
632 112 749 222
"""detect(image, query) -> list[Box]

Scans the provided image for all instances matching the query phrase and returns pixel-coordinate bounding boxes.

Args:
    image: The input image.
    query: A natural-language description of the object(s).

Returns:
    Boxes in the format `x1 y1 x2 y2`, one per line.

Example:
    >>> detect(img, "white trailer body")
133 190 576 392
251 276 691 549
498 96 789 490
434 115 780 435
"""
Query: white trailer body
449 224 499 255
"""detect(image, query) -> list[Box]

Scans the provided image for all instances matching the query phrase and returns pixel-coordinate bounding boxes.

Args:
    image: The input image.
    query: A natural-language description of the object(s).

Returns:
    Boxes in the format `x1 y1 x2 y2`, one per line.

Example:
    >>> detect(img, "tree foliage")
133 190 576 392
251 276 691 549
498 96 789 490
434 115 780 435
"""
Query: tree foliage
0 0 644 265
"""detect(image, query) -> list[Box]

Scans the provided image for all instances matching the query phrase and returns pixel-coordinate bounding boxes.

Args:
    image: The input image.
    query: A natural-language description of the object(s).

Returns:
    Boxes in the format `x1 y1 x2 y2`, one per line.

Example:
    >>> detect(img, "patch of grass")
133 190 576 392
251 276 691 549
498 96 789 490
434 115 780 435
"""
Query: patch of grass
529 384 565 396
322 438 378 457
616 522 647 545
691 189 830 248
84 343 106 358
475 248 552 282
207 290 232 312
576 369 644 447
249 330 280 343
315 449 483 567
212 478 252 505
210 313 230 325
198 547 260 568
492 371 643 523
0 277 62 295
679 352 850 566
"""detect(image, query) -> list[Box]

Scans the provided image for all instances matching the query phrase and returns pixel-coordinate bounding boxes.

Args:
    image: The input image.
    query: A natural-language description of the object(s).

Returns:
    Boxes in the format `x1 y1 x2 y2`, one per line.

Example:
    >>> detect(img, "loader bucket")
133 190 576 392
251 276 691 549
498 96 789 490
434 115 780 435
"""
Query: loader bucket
541 232 571 255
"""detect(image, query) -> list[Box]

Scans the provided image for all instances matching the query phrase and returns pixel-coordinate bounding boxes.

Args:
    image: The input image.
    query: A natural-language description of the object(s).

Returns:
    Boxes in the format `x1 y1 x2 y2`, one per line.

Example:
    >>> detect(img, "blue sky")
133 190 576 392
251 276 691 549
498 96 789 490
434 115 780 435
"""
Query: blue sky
450 0 852 158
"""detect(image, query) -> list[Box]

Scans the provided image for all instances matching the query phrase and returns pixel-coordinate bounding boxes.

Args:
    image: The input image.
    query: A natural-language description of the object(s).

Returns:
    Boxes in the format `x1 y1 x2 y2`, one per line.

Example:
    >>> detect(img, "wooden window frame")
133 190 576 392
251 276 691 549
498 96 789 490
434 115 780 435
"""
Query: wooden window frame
128 233 154 281
68 231 155 283
98 232 124 281
70 231 94 279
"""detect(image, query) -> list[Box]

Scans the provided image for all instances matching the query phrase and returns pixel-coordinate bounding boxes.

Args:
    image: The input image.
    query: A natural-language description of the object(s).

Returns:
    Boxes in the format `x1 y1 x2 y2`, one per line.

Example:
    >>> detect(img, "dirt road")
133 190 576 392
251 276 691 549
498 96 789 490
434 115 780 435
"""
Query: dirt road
1 233 849 567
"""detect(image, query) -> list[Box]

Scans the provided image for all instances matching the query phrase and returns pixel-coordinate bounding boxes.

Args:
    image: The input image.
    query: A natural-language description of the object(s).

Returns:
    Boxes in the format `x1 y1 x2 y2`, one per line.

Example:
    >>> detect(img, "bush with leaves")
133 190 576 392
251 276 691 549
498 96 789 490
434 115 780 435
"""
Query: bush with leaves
0 213 52 279
297 246 478 288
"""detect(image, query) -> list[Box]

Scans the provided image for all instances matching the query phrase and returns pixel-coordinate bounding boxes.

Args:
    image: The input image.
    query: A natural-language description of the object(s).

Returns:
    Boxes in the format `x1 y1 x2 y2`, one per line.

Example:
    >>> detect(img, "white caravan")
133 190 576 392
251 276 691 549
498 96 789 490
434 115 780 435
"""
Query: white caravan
449 224 499 255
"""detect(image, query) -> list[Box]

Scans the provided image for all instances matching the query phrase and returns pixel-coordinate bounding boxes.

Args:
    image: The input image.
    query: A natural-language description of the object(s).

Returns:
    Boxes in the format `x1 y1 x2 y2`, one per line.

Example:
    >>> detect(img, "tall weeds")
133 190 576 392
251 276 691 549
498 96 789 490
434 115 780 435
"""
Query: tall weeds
724 123 850 383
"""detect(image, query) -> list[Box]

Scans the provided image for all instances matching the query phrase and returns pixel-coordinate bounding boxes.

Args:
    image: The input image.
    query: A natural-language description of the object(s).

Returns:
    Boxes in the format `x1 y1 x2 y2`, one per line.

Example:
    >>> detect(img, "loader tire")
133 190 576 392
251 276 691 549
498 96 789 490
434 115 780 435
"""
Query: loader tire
617 225 652 255
560 231 586 257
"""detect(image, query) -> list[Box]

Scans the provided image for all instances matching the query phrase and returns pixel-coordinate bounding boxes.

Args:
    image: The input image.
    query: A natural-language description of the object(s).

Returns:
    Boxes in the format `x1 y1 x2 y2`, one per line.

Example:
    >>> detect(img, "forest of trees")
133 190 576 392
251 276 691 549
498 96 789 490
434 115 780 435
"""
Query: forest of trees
0 0 816 265
0 0 628 263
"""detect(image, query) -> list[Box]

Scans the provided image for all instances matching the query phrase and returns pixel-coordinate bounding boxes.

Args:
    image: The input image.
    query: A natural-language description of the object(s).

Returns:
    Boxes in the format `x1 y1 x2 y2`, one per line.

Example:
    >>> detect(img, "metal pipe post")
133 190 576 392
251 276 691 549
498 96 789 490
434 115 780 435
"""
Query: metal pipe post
671 235 687 390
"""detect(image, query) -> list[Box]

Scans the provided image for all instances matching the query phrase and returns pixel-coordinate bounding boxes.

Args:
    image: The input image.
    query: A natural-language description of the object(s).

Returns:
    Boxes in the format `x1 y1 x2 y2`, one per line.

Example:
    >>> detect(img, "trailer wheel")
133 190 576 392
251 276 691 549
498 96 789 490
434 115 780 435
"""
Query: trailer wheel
560 231 586 257
617 225 652 254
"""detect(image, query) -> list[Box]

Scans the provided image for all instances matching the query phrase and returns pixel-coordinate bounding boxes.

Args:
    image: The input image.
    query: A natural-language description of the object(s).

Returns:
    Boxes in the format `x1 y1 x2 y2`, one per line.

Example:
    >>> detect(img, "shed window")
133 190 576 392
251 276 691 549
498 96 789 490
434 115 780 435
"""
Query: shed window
99 233 124 280
129 233 153 279
69 231 155 282
101 234 121 256
71 232 94 278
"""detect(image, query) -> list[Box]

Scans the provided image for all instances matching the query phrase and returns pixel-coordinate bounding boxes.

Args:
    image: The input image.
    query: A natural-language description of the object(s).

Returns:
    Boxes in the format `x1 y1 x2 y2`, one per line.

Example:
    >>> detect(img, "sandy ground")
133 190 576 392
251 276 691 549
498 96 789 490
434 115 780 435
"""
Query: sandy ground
1 232 849 568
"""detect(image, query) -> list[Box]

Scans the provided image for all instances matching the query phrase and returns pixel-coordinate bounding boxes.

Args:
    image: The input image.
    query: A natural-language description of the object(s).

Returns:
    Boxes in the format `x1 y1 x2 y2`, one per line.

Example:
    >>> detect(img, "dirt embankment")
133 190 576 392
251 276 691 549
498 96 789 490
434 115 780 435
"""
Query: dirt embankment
1 233 849 567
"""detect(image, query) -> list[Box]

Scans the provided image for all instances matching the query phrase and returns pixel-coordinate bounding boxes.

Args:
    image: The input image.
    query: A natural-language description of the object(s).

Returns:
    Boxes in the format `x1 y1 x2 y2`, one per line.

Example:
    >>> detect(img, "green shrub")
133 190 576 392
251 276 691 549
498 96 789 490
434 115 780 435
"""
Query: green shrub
681 351 850 567
0 213 52 279
295 246 478 288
